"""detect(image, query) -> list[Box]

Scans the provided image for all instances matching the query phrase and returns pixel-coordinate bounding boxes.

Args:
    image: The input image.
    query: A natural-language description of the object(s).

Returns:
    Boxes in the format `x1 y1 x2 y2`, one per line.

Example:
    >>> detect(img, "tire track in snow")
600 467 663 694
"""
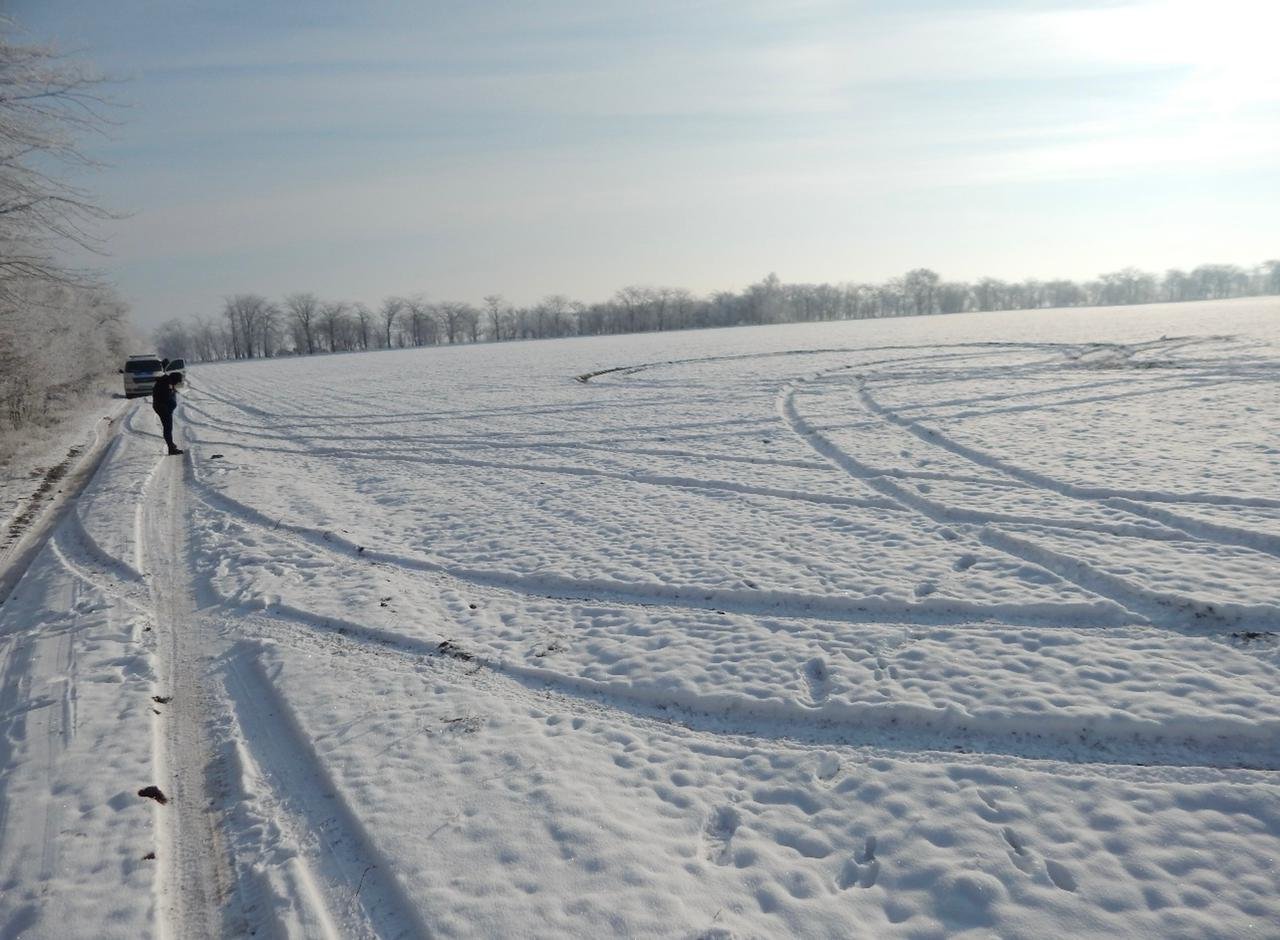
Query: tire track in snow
1102 496 1280 557
223 645 434 939
179 433 906 515
187 473 1128 631
572 341 1068 384
103 404 429 936
777 380 1151 626
141 453 234 940
0 404 128 605
855 372 1280 512
185 342 1280 775
780 356 1280 632
46 531 150 619
179 472 1280 770
9 426 232 937
244 604 1280 775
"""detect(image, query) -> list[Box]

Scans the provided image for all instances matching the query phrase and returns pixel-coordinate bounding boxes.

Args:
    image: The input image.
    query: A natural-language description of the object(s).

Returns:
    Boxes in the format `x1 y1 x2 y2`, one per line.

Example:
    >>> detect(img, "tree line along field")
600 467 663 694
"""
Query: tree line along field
155 261 1280 363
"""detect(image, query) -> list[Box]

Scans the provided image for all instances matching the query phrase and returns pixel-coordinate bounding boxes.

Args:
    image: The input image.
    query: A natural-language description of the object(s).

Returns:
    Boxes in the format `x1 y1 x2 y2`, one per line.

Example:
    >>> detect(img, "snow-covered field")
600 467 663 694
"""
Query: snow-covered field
2 297 1278 938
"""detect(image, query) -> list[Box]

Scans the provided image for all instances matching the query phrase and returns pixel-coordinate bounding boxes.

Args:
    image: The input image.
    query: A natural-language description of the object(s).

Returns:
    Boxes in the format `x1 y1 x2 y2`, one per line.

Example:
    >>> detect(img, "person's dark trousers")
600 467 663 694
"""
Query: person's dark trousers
155 408 176 451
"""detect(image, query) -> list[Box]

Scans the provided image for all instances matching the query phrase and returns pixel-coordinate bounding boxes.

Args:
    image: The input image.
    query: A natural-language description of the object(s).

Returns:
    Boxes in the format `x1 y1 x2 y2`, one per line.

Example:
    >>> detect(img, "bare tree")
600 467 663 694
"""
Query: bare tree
222 294 277 358
614 285 650 333
378 296 404 349
285 292 320 354
483 294 507 342
462 304 480 343
538 294 572 338
438 300 469 344
185 314 223 362
403 295 436 346
902 268 940 316
1044 279 1084 308
744 274 784 324
352 302 372 350
0 23 117 306
318 300 348 352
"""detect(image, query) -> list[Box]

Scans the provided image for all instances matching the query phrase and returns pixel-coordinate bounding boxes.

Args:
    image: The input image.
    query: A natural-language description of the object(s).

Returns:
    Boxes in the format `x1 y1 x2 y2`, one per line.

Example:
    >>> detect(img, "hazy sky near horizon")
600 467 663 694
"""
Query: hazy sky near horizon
12 0 1280 328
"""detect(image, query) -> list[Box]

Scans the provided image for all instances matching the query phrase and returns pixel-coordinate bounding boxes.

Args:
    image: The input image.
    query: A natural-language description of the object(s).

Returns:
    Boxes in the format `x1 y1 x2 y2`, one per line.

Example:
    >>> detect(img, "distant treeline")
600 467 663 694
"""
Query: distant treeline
156 260 1280 363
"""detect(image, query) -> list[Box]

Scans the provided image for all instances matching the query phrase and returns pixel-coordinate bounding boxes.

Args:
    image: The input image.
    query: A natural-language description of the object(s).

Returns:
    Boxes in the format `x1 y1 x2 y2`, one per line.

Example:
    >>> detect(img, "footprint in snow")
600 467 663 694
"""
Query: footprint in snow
1044 858 1078 891
837 836 880 890
703 805 741 866
975 789 1013 821
802 657 830 706
873 654 899 682
815 752 841 786
1002 827 1037 874
1001 826 1076 890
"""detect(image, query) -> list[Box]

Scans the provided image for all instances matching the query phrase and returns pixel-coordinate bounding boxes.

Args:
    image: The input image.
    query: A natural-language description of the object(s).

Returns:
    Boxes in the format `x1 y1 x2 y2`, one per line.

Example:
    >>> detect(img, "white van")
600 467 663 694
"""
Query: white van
121 355 165 398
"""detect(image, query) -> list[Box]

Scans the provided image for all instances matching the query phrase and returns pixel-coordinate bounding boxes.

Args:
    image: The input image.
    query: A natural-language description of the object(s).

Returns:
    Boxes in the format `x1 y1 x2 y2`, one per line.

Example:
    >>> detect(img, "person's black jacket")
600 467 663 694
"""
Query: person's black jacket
151 376 177 414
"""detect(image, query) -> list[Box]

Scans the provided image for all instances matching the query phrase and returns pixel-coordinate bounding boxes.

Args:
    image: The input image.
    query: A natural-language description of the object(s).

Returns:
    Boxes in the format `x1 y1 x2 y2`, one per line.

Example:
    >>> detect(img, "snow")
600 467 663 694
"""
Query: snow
0 428 160 936
1 296 1278 937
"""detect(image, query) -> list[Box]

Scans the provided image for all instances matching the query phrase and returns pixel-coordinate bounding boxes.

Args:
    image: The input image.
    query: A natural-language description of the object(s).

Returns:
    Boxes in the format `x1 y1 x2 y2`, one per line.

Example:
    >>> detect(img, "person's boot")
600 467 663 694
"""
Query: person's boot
168 447 184 455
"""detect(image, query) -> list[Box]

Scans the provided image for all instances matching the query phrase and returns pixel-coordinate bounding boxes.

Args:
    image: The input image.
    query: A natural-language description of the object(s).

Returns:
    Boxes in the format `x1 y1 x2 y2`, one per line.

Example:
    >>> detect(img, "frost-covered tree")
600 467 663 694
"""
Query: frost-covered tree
152 318 190 360
222 294 278 359
438 300 472 344
482 294 508 342
1263 261 1280 296
159 251 1280 364
0 21 115 304
403 295 436 346
0 22 130 435
317 300 348 352
378 296 404 349
902 268 940 316
0 279 128 431
352 302 372 350
285 292 320 354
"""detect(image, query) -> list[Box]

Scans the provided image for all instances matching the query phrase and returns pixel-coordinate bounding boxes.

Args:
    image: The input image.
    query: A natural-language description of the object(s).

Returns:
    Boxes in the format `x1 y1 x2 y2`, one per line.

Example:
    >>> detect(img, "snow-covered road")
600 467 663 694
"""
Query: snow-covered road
2 297 1278 937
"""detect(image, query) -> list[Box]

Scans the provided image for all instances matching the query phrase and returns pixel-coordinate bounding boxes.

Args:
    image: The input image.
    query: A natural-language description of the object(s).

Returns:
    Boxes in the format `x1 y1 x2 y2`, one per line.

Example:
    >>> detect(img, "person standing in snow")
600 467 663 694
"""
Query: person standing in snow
151 372 183 455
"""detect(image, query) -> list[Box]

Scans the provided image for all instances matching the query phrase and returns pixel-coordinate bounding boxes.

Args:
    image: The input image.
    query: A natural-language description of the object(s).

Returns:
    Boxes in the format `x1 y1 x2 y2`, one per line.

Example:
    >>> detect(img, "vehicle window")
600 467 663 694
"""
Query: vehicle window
125 359 163 373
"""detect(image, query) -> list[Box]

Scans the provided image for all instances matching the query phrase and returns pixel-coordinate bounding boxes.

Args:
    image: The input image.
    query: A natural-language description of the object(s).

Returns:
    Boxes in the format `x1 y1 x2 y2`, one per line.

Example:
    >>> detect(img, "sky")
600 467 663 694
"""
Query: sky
10 0 1280 329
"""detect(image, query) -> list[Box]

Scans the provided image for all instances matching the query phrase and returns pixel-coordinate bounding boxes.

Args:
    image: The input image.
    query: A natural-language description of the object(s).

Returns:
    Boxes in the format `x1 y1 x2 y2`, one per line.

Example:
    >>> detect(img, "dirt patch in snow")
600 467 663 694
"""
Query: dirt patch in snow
137 785 169 805
3 444 83 547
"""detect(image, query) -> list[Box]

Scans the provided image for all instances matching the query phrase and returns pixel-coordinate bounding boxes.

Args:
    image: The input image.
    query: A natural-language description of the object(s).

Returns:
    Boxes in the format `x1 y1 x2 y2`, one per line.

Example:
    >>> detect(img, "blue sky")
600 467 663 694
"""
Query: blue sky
11 0 1280 328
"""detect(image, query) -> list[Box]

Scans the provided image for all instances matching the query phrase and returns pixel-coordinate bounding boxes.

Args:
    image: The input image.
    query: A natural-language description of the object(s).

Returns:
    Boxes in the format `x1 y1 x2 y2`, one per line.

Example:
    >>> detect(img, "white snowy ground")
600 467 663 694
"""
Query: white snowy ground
1 297 1278 938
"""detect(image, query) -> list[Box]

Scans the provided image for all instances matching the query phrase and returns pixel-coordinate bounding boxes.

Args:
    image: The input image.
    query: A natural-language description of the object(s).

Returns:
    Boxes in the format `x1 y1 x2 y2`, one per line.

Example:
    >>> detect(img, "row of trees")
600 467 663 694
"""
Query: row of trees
0 21 130 434
157 259 1280 363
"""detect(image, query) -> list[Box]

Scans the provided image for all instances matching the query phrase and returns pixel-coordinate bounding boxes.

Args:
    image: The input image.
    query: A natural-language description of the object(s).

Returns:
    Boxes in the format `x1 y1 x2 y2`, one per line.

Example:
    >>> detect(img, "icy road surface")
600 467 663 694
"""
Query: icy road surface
1 297 1278 938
